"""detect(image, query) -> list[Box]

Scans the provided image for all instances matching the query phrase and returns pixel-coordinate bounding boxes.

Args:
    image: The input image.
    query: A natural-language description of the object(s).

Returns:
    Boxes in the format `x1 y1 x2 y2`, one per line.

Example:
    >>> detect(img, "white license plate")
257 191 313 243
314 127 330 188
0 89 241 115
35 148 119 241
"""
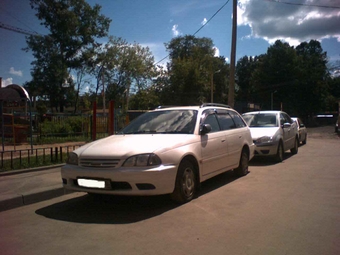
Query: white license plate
78 179 105 188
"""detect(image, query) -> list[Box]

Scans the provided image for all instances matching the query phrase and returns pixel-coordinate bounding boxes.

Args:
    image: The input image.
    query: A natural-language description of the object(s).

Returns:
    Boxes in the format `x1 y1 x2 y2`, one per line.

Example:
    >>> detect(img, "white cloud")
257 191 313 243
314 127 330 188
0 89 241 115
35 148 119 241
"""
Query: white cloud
1 78 13 87
201 18 208 26
172 24 181 37
213 46 220 57
9 67 23 77
238 0 340 45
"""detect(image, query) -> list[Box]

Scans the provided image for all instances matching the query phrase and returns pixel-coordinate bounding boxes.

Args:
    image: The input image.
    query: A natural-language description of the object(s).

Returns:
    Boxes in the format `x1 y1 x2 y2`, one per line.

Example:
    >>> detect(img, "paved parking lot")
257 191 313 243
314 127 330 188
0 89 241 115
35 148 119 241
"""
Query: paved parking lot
0 126 339 255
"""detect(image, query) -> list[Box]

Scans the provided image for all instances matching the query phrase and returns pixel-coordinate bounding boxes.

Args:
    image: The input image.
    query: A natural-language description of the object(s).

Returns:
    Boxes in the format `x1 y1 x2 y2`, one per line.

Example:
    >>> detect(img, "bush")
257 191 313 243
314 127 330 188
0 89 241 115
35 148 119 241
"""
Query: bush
40 120 72 137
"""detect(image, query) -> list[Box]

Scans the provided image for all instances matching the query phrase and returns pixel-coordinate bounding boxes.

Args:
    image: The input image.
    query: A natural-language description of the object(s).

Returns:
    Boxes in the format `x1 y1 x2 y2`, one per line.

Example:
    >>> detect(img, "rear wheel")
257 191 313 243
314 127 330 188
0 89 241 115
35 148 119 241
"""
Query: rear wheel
274 142 284 162
302 134 307 145
171 160 196 204
234 149 249 177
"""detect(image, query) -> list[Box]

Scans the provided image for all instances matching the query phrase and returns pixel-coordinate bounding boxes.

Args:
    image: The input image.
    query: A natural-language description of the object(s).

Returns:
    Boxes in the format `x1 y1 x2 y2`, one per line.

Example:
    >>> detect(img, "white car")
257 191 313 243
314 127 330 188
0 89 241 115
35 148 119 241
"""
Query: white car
291 117 307 145
242 111 299 162
61 104 255 203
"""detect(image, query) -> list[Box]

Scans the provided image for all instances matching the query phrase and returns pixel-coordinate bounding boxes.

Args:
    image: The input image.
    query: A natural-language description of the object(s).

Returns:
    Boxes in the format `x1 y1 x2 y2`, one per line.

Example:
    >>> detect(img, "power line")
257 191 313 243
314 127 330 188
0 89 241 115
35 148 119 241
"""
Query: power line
193 0 230 36
264 0 340 9
0 5 40 34
154 0 231 66
0 22 42 37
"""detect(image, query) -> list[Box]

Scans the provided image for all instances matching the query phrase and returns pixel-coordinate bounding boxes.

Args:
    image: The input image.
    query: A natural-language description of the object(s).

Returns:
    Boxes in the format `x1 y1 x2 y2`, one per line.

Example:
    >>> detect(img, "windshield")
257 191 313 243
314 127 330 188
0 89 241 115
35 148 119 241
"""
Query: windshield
243 113 278 127
119 110 198 134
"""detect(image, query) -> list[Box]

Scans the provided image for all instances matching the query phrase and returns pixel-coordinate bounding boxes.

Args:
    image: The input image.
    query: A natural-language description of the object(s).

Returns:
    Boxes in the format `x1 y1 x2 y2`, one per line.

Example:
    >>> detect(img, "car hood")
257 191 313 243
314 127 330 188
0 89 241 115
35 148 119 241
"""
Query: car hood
73 134 196 158
249 127 281 140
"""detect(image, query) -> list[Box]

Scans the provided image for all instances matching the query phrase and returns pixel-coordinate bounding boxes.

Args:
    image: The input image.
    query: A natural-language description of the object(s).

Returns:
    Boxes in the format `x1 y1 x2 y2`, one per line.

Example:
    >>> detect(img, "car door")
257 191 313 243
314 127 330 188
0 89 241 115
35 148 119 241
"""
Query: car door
280 112 295 149
200 110 228 177
216 109 244 167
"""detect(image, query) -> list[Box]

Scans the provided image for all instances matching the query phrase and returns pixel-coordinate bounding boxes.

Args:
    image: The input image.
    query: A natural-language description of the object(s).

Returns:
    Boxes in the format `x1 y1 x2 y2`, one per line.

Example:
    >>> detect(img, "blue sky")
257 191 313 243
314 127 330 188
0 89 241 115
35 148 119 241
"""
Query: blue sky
1 0 340 87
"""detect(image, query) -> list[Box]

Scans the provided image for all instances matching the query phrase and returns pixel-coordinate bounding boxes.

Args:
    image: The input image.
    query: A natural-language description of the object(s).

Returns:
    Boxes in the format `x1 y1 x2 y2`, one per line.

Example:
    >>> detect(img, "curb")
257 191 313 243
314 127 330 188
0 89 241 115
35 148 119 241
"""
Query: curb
0 184 74 212
0 164 65 177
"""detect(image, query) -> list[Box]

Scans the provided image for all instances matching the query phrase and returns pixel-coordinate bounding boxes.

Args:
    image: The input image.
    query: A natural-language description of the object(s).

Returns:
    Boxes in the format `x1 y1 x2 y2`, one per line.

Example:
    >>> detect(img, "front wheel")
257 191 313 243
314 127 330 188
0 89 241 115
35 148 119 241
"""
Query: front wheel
171 160 196 204
234 149 249 177
274 142 284 162
291 137 299 155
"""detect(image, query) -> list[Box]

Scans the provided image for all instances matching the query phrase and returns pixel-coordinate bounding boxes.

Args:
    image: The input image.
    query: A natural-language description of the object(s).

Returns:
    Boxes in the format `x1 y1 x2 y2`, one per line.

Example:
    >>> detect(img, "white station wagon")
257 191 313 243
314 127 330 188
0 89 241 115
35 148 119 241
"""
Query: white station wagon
61 104 255 203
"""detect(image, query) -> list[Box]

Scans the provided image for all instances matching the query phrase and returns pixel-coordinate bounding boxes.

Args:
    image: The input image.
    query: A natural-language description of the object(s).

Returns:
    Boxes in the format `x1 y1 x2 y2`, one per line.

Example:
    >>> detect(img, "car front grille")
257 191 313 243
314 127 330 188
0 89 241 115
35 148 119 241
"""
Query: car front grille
79 158 120 168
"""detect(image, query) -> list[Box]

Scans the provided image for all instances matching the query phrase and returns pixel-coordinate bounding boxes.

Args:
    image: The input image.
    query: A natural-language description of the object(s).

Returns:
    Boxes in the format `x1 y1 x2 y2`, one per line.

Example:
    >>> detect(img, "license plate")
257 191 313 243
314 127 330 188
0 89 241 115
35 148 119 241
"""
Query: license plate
78 179 105 188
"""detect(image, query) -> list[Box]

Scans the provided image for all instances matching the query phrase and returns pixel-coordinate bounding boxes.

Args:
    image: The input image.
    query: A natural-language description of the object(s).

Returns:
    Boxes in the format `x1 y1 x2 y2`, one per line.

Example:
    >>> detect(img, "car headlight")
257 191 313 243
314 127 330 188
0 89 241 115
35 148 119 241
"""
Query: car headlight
255 136 274 144
66 152 78 165
123 153 162 167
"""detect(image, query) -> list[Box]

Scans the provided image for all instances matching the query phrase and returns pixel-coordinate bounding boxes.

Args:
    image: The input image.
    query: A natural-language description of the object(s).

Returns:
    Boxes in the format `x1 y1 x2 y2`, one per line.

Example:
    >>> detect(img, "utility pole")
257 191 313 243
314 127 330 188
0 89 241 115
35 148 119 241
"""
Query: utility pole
228 0 237 108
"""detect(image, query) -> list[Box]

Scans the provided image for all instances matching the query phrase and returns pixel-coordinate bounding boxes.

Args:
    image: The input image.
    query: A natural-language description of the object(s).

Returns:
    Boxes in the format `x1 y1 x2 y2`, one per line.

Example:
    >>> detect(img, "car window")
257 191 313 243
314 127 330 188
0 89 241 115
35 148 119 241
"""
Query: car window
216 111 236 130
243 113 278 127
280 114 286 125
203 114 221 132
119 110 198 134
281 113 292 124
229 111 246 128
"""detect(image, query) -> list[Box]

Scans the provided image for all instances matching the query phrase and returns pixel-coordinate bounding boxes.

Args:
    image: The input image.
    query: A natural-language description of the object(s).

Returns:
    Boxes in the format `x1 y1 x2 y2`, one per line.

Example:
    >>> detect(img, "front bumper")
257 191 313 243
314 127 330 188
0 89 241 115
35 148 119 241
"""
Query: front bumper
61 164 177 196
253 141 279 156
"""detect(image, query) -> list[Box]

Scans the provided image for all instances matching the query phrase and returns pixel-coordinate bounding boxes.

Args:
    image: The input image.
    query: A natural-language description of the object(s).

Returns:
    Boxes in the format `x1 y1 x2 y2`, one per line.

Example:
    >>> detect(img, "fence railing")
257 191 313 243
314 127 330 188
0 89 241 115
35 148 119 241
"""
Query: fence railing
0 144 84 172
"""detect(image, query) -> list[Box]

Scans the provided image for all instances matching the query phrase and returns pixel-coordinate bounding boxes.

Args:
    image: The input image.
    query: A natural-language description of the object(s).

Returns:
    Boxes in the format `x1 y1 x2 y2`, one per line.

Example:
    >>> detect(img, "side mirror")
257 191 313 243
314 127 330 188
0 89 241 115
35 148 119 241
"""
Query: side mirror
282 123 291 128
200 124 212 135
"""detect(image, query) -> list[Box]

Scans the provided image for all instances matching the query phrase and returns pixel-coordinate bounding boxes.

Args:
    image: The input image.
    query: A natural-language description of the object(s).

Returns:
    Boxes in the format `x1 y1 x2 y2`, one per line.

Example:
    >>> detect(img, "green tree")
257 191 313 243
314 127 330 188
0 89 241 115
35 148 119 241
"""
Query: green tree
102 39 156 111
251 40 298 111
295 40 329 118
164 35 227 105
236 55 258 103
24 0 111 112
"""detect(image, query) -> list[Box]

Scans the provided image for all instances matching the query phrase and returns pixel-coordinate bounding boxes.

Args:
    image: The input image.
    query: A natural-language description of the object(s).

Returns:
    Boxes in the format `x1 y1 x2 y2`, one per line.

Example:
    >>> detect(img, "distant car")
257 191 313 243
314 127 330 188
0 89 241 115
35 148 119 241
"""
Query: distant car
242 111 299 162
62 103 255 203
291 117 307 145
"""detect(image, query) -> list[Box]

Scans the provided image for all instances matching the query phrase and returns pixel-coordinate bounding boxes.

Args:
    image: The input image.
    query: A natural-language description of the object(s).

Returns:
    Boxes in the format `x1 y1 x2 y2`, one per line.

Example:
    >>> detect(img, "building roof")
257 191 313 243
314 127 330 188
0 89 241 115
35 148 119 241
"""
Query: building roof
0 84 30 102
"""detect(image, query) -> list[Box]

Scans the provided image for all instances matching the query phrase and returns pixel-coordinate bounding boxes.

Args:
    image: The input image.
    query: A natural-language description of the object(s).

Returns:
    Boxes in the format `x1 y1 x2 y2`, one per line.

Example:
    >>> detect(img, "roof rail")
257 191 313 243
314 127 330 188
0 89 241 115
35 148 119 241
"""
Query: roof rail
200 103 231 108
155 105 178 109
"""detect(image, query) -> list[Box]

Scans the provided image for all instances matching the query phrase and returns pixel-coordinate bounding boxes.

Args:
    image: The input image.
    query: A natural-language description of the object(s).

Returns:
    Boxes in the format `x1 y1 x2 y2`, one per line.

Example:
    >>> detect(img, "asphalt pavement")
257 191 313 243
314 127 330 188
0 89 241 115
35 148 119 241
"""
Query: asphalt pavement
0 126 338 212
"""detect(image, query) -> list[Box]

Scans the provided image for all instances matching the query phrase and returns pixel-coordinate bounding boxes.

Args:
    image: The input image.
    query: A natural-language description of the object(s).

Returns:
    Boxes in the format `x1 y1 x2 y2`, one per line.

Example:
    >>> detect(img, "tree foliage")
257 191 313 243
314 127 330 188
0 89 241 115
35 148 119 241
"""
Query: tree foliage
163 35 229 105
236 39 332 119
24 0 111 112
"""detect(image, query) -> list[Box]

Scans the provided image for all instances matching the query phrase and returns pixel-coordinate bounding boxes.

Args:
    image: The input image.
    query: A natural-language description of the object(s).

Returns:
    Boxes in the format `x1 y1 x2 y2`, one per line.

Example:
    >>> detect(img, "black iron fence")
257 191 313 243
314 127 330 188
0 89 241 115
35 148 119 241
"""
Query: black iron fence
0 144 84 172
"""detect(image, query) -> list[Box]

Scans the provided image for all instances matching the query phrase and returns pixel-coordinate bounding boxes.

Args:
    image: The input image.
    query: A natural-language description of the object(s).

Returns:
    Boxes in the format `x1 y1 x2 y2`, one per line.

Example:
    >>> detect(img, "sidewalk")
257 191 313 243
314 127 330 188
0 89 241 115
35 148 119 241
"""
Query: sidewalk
0 141 86 212
0 165 73 212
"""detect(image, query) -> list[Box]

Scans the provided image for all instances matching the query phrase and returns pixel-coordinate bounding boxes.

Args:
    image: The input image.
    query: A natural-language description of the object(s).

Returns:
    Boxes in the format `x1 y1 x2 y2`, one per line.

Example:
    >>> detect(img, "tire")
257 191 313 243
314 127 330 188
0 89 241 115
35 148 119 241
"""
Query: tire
234 149 249 177
274 141 284 162
291 137 299 155
302 134 307 145
171 160 196 204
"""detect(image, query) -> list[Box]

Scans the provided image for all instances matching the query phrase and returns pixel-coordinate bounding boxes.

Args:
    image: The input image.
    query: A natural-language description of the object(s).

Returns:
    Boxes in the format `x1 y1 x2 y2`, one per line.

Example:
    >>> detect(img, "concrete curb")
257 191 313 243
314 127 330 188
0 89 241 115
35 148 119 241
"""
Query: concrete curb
0 164 65 177
0 184 74 212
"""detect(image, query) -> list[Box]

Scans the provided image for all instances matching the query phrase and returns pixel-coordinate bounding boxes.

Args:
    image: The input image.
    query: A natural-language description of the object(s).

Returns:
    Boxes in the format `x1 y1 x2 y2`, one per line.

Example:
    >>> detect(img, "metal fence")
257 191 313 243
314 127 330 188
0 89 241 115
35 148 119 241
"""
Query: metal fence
0 144 83 172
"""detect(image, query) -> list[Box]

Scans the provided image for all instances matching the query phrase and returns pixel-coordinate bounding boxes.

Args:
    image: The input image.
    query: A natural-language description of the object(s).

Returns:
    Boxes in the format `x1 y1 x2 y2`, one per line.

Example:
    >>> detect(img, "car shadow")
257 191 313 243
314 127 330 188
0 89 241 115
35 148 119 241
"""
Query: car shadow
35 171 241 224
249 153 294 166
35 193 179 224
